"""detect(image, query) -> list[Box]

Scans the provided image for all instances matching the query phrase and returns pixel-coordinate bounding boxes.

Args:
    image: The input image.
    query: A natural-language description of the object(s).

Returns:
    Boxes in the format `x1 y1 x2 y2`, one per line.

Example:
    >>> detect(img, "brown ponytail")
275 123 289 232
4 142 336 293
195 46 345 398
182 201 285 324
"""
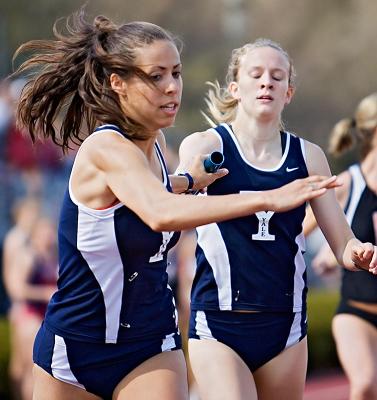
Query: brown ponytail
12 8 179 152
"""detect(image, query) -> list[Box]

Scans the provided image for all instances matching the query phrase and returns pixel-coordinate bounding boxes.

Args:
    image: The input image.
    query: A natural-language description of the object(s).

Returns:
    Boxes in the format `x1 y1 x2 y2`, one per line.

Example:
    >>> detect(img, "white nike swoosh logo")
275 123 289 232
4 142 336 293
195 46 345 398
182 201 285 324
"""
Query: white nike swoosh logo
286 167 299 172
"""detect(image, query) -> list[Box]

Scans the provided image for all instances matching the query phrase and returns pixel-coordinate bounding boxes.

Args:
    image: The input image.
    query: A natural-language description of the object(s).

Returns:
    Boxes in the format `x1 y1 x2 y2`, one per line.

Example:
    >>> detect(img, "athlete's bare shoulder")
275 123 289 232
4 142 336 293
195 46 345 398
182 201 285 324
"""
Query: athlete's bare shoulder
180 128 222 155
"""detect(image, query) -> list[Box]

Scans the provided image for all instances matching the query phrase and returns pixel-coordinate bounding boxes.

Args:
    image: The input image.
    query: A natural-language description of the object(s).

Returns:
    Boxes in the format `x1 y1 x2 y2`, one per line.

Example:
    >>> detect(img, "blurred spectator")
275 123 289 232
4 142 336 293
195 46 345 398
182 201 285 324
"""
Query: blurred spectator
2 197 41 399
3 209 57 400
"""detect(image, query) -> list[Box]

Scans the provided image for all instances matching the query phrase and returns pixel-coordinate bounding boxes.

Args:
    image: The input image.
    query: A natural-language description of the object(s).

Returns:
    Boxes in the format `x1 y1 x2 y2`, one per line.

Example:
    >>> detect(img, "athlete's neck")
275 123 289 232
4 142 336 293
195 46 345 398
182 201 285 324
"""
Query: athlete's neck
133 134 159 161
232 112 280 141
231 119 282 162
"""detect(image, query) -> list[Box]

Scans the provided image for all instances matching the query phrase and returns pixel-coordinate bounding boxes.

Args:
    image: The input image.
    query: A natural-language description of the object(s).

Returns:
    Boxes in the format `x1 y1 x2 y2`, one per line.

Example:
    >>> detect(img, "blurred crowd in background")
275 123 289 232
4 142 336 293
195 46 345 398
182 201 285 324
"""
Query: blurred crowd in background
0 77 73 313
0 77 69 399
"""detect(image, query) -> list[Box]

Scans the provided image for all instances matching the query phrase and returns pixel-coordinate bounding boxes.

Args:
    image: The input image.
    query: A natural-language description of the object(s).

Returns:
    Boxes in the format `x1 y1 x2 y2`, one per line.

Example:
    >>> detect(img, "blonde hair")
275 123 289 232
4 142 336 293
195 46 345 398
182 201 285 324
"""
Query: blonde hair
205 38 296 126
329 92 377 159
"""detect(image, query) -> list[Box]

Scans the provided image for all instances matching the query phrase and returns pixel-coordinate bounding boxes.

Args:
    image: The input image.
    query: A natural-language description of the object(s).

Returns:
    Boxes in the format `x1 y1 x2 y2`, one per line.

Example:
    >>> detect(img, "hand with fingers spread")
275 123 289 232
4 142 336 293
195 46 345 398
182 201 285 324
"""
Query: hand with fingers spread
266 175 340 212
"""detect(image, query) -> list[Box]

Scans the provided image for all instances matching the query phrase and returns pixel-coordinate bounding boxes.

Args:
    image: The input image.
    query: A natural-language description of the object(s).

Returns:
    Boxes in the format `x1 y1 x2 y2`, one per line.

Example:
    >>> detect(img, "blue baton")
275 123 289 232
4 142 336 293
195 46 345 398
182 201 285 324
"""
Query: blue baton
203 151 224 173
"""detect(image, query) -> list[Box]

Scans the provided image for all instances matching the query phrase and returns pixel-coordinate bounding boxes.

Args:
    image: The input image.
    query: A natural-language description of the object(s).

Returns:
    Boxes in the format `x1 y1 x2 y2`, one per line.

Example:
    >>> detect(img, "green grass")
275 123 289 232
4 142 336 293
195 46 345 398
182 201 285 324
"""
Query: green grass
0 317 10 398
307 289 340 372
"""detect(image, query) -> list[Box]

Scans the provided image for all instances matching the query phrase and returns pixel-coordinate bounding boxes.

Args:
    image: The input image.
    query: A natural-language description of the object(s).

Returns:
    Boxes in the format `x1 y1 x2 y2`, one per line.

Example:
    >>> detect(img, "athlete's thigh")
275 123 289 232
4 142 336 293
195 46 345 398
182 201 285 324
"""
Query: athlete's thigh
19 314 42 364
188 338 257 400
332 314 377 382
113 349 188 400
253 337 308 400
8 317 26 378
32 364 101 400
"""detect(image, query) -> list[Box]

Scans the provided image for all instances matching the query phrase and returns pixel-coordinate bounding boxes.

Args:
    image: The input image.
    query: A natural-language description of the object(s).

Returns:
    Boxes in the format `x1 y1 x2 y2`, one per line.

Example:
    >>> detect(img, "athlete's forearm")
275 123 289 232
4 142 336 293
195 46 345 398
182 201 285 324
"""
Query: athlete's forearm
147 191 268 232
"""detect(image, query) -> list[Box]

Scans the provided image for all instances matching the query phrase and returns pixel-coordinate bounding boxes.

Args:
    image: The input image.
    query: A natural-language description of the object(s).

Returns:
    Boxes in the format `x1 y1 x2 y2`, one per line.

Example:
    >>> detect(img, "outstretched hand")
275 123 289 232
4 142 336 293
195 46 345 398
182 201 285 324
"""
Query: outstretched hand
350 243 377 274
267 175 341 212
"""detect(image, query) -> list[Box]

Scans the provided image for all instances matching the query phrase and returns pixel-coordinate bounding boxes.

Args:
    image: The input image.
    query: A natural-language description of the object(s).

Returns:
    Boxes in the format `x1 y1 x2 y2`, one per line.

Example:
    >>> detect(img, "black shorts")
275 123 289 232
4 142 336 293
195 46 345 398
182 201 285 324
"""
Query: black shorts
336 299 377 329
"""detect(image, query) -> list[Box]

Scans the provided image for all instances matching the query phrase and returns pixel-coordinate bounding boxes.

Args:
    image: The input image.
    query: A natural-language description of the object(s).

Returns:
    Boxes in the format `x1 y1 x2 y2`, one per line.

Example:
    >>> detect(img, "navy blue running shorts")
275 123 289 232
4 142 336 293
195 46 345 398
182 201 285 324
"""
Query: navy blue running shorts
189 309 306 372
33 322 181 399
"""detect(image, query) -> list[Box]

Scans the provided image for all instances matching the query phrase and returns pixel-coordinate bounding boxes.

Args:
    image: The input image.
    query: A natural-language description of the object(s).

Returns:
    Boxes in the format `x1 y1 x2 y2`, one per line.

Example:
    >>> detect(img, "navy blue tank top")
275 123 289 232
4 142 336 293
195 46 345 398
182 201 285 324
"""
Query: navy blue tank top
44 125 181 343
191 123 309 312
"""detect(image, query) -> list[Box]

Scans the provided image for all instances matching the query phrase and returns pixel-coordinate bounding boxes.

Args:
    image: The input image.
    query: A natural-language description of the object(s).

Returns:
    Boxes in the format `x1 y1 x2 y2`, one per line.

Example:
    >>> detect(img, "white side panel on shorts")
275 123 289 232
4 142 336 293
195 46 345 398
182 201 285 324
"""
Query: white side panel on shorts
51 335 85 390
